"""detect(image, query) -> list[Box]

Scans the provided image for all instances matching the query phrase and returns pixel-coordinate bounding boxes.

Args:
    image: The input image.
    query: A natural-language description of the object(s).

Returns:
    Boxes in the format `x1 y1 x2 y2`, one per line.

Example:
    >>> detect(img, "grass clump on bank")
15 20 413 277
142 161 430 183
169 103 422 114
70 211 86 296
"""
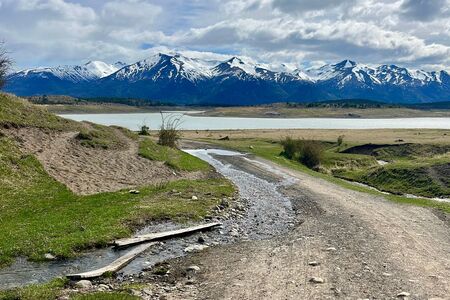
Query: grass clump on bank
70 292 140 300
0 134 232 267
158 113 181 148
139 137 210 172
75 123 128 150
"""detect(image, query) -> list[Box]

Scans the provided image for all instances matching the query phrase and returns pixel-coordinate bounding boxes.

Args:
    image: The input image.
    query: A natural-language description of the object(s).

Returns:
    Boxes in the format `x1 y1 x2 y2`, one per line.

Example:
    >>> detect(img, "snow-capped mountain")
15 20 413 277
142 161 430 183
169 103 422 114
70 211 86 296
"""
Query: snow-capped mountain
12 61 120 83
111 53 215 83
5 54 450 104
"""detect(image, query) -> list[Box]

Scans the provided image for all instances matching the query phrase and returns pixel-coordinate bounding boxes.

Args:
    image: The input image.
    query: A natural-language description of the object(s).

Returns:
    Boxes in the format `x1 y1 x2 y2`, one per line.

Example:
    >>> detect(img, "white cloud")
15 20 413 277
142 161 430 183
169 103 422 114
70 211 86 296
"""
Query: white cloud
0 0 449 71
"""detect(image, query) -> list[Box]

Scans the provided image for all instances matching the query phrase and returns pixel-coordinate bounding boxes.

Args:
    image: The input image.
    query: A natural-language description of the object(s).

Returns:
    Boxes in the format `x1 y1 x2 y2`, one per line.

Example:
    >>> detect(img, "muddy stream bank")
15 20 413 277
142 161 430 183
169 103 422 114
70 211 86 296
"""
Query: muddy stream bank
0 149 301 290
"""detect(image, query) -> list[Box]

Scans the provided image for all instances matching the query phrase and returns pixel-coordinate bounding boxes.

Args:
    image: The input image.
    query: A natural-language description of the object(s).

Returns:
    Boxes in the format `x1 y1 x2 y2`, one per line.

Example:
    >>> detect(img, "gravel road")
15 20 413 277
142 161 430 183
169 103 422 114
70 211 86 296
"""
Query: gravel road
162 148 449 300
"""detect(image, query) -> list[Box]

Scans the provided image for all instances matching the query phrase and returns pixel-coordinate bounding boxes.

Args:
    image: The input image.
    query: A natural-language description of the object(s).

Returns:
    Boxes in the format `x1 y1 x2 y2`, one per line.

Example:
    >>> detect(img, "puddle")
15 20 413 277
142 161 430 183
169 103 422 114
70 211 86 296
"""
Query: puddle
0 149 299 289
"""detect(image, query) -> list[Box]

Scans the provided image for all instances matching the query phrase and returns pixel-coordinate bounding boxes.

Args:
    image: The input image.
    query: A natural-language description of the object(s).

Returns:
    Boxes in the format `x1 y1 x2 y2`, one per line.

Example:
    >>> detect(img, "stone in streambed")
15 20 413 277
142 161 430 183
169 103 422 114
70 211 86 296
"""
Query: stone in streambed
309 277 325 284
75 280 93 289
184 244 208 253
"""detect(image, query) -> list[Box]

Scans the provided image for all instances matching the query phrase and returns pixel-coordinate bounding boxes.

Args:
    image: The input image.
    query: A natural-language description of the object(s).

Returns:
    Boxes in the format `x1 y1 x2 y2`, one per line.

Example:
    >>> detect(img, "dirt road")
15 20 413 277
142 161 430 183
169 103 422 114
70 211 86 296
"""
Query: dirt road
163 149 449 300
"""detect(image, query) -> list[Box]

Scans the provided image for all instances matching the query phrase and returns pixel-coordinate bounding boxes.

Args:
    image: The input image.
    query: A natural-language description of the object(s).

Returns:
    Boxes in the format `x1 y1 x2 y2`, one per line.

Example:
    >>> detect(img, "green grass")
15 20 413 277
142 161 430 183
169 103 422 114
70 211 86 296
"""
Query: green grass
70 292 140 300
0 279 141 300
0 278 67 300
0 135 233 267
75 123 128 150
139 137 211 171
204 138 450 213
0 93 79 131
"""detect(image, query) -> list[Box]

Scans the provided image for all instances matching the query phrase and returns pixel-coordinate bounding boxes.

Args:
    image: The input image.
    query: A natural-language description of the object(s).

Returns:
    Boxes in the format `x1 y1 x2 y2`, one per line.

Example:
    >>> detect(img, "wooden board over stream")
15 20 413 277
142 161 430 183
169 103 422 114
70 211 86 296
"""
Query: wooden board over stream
66 242 156 280
113 222 222 248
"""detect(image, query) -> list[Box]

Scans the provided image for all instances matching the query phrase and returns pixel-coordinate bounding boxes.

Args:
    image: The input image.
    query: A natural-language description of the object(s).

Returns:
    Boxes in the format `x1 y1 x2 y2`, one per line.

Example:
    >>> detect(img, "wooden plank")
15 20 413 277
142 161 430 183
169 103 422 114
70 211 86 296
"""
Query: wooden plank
67 242 156 280
113 222 222 248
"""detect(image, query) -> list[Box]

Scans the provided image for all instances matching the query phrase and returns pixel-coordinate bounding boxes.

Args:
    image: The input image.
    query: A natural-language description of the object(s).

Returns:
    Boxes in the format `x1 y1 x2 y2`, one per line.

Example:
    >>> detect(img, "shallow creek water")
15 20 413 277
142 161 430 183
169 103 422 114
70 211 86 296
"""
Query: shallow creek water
0 149 299 289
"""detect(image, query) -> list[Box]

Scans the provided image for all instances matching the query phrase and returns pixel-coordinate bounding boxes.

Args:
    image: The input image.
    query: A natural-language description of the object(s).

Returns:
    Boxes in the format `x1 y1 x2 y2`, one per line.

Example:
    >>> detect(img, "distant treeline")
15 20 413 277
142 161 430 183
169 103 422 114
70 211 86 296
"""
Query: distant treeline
27 95 450 110
285 99 402 109
27 95 174 107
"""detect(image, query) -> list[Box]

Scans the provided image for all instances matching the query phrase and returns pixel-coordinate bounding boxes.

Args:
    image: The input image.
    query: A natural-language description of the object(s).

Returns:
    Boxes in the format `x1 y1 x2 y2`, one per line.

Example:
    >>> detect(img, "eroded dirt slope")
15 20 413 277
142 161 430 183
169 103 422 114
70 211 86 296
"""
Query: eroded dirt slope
6 127 202 195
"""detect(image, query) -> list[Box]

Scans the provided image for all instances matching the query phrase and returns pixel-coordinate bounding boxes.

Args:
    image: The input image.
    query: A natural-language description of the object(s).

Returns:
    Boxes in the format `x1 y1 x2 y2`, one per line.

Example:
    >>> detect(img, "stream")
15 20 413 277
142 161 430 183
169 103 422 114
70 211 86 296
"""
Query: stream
0 149 300 290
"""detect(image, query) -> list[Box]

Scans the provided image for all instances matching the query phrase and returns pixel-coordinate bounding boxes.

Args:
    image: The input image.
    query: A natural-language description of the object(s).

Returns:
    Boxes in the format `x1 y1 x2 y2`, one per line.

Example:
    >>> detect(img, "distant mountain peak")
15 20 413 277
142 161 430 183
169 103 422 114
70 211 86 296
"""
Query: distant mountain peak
335 59 357 68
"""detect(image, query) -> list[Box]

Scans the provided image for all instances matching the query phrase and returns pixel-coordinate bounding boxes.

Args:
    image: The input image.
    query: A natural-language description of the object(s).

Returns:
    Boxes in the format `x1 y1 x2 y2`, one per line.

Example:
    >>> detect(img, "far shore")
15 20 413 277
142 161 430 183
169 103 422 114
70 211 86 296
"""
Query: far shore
44 102 450 119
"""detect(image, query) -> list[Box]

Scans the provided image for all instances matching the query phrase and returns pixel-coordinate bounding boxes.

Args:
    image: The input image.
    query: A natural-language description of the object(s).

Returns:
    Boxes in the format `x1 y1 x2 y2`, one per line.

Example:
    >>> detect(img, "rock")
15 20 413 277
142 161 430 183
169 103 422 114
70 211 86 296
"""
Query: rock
184 244 209 253
129 189 140 194
171 189 178 193
44 253 56 260
235 203 245 211
197 236 205 244
309 277 325 284
325 247 337 252
186 265 201 272
249 145 254 149
397 292 410 298
191 195 198 200
308 261 320 266
382 272 392 277
97 284 109 291
220 198 230 208
230 229 239 237
75 280 93 289
219 136 230 141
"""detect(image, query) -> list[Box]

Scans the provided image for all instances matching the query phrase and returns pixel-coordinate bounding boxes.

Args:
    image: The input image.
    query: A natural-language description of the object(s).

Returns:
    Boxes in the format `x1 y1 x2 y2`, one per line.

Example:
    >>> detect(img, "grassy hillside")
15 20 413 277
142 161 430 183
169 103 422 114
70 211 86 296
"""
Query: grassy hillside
0 94 234 267
0 93 79 130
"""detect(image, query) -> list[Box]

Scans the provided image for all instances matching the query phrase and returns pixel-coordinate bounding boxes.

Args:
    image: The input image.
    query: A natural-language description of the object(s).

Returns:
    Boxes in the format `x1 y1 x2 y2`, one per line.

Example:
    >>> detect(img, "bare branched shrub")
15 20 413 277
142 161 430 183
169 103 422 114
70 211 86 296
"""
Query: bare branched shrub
158 113 182 148
0 42 12 90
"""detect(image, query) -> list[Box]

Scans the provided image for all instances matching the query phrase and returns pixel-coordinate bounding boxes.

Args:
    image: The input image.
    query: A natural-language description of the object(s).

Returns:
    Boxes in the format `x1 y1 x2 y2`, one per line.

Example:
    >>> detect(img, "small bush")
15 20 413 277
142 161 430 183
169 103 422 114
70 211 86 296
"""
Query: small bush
139 124 150 136
280 136 301 159
280 137 324 169
298 140 323 169
337 135 345 146
158 113 181 148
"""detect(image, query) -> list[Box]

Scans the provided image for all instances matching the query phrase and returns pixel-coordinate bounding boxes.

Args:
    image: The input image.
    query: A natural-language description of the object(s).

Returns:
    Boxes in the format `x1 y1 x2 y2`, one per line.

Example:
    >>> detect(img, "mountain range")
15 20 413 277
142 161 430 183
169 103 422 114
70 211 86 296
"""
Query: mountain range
5 53 450 105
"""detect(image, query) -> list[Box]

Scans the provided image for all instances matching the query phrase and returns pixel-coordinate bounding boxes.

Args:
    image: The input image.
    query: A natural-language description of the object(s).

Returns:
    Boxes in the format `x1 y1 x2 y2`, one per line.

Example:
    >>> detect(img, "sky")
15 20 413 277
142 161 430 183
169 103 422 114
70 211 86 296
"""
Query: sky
0 0 450 71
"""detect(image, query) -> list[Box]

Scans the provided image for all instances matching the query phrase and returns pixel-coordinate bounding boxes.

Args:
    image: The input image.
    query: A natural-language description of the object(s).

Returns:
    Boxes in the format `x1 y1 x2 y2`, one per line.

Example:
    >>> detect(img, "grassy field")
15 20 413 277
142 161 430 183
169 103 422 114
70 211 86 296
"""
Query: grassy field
199 137 450 213
204 103 450 118
183 128 450 144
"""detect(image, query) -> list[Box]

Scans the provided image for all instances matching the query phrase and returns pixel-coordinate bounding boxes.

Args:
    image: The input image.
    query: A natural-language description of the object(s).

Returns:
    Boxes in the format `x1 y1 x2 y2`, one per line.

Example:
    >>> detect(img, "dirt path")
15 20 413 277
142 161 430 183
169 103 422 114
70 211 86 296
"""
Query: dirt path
161 150 449 300
7 127 202 195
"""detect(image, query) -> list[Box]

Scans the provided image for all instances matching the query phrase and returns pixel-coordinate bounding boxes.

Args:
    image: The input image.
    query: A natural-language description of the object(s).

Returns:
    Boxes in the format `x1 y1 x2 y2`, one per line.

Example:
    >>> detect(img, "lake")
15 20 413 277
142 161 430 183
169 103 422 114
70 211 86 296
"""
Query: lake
60 113 450 130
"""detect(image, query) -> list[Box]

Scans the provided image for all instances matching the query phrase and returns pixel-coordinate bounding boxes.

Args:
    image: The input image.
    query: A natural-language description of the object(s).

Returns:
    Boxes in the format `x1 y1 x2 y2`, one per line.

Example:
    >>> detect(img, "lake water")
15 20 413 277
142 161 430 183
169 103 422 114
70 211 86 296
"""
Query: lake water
60 113 450 130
